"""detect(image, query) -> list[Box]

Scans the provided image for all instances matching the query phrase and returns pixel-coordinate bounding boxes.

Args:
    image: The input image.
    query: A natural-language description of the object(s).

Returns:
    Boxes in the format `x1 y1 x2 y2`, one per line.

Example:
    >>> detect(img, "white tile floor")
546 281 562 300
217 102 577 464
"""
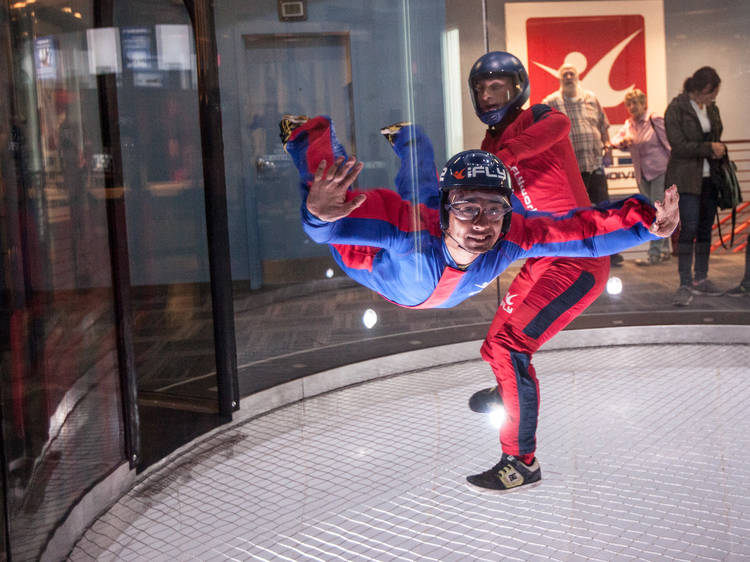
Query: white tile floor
70 341 750 561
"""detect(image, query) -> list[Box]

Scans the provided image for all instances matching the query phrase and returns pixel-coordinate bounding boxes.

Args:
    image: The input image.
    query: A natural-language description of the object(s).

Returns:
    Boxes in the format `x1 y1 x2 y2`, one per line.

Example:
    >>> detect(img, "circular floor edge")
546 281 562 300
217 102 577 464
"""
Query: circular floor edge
237 324 750 424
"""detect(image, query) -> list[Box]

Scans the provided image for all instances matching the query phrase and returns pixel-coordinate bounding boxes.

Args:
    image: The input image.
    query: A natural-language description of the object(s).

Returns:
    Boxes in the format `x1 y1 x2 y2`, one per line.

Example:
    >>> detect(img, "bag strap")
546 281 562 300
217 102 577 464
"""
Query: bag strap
649 115 671 154
715 205 737 249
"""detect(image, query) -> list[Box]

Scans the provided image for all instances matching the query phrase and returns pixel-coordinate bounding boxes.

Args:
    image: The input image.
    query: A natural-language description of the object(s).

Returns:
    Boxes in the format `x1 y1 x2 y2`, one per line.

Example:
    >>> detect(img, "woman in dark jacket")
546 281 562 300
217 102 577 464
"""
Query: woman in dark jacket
664 66 725 306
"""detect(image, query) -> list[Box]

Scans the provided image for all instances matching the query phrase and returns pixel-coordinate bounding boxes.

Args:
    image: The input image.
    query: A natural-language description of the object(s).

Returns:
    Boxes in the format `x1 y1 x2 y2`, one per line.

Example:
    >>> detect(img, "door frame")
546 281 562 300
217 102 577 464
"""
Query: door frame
239 31 355 288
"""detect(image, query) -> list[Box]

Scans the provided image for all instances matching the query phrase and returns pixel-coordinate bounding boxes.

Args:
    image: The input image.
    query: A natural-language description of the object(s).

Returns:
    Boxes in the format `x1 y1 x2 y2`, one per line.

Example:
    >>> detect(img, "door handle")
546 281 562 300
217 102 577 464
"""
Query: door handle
255 157 276 174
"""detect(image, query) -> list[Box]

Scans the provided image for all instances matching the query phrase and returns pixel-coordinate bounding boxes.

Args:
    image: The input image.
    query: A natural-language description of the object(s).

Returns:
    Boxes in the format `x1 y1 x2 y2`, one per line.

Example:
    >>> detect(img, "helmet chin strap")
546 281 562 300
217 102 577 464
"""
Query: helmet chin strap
443 228 481 255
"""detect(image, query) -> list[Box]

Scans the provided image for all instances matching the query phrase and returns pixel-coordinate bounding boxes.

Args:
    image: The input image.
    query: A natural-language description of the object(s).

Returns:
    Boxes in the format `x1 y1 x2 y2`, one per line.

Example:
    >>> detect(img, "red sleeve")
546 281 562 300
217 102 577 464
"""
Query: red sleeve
345 188 442 238
507 196 657 251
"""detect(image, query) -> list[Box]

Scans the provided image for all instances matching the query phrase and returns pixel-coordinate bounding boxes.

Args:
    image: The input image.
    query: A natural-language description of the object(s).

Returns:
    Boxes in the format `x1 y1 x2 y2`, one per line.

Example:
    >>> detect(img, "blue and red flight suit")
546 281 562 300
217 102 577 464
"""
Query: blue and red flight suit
479 104 610 461
287 116 659 458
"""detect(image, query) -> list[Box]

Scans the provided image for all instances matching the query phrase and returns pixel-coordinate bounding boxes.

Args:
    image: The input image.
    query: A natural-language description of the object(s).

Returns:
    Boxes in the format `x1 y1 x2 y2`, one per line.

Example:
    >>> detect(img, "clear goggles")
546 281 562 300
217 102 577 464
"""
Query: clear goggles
445 197 512 222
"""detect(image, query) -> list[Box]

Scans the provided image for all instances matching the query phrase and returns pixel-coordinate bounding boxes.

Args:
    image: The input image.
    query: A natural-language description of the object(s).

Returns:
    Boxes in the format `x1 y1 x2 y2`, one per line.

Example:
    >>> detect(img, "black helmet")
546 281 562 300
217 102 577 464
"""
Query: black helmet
438 149 513 234
469 51 530 126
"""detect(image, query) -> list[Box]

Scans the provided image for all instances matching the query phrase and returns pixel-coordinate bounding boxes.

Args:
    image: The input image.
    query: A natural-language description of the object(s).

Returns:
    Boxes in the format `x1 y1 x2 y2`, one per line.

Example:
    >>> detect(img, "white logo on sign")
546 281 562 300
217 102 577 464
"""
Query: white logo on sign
533 29 642 108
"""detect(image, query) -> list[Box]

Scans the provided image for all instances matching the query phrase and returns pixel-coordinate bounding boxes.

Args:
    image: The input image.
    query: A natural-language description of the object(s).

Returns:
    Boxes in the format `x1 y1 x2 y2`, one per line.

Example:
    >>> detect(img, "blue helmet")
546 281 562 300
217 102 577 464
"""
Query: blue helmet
438 149 513 234
469 51 530 126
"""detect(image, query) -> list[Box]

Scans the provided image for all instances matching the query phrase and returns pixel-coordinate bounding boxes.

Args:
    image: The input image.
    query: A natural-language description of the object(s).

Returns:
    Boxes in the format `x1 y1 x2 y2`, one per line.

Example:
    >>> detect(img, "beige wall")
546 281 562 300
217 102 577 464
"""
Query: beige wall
445 0 489 152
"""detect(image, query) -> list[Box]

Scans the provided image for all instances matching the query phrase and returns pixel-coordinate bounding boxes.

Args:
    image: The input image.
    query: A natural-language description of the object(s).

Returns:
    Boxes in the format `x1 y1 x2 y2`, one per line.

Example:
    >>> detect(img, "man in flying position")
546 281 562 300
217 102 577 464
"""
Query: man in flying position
282 114 679 492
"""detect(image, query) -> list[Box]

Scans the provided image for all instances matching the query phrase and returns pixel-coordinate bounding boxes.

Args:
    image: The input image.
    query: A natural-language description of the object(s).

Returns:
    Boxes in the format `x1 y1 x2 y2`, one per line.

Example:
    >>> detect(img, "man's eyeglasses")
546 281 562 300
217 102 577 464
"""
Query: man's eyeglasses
446 200 512 222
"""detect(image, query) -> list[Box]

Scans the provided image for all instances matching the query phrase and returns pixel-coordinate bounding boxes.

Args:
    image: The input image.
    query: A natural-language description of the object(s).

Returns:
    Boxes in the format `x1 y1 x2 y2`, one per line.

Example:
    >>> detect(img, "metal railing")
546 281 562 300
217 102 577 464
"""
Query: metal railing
712 139 750 253
608 139 750 254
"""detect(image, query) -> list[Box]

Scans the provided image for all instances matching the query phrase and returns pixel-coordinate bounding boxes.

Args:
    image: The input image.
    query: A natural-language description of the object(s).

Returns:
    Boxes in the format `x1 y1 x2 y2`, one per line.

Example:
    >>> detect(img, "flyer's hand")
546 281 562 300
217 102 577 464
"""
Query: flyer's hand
306 156 366 222
649 185 680 237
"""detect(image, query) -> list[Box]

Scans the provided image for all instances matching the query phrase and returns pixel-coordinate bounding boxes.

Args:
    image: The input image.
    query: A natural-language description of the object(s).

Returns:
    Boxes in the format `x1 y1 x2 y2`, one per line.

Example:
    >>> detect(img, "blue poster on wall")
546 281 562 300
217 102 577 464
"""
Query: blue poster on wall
121 26 155 70
34 36 59 80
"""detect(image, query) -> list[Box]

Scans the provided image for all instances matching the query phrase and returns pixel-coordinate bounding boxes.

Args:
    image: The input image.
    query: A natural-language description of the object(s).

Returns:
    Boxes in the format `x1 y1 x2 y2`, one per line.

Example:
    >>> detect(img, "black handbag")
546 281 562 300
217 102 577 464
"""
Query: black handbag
711 153 743 247
712 155 741 210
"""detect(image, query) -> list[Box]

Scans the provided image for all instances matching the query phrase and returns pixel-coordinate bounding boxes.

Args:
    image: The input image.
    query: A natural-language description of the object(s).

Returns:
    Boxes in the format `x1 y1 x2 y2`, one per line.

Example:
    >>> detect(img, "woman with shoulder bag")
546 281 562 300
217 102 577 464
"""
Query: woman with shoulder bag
664 66 726 306
612 88 672 265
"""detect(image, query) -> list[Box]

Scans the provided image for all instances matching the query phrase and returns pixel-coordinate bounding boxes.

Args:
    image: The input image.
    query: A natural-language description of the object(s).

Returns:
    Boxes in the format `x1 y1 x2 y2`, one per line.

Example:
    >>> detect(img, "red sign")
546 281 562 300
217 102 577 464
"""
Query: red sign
526 15 646 124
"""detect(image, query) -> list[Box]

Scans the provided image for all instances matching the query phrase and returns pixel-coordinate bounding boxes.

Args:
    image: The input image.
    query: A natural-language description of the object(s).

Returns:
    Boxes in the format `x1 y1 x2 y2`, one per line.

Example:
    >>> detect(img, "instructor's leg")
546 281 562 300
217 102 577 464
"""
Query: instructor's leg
479 257 608 458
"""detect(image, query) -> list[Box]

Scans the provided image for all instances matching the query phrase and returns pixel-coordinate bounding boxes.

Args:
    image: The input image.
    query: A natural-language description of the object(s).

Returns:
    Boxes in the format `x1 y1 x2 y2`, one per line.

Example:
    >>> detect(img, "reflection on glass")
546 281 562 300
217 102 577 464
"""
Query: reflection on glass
113 1 219 468
2 0 220 557
2 4 125 559
218 3 456 396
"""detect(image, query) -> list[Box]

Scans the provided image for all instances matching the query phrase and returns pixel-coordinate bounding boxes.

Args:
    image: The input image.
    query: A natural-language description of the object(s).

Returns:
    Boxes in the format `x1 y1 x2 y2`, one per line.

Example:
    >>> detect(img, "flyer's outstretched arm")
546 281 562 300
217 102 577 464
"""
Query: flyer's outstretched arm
306 156 366 222
388 124 441 208
649 184 680 238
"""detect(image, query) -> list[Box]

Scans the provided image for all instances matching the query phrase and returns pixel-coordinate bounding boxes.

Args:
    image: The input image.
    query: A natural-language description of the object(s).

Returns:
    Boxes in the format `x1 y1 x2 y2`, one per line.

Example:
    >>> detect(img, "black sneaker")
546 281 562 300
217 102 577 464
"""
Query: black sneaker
466 453 542 494
380 121 411 146
468 386 504 413
726 281 750 297
279 114 309 149
690 278 723 296
610 253 624 267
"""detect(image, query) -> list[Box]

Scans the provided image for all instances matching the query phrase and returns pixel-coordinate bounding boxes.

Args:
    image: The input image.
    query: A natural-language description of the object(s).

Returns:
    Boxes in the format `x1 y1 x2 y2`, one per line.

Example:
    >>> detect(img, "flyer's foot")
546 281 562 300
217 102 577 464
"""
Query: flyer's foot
466 454 541 494
279 114 309 149
468 386 503 413
380 121 412 146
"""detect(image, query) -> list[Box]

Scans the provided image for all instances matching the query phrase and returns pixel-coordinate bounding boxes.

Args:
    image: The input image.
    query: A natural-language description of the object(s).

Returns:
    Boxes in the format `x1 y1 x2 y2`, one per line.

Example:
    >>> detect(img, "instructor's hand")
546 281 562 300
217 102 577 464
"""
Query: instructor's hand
649 184 680 238
306 156 366 222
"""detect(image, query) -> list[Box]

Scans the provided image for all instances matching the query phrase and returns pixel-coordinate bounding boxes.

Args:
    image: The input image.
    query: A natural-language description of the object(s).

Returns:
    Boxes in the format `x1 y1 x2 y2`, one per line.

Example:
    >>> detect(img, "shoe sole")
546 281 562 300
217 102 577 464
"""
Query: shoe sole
281 114 308 123
379 122 411 135
468 388 504 413
464 479 542 495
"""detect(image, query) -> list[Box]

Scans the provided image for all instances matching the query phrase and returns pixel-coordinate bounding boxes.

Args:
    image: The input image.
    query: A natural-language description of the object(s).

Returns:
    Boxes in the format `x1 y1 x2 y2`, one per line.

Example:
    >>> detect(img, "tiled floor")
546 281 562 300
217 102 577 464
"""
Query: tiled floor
69 336 750 561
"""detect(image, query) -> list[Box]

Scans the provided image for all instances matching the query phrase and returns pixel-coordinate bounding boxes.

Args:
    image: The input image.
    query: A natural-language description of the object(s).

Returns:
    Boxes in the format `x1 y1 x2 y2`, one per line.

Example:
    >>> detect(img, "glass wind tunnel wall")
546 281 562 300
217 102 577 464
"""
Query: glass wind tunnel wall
0 0 222 559
214 1 480 397
1 0 749 559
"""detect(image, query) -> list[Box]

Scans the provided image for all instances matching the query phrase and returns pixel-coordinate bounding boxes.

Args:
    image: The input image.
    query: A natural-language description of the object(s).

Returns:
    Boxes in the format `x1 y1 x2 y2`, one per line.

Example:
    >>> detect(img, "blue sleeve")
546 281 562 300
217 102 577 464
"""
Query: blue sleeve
301 188 430 254
391 124 440 209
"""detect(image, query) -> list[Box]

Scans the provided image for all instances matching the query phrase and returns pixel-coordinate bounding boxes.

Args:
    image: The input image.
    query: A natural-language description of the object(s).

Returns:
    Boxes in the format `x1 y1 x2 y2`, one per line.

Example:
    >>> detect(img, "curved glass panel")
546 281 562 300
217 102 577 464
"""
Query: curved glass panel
1 0 220 558
216 1 479 396
1 0 748 559
217 0 748 401
111 0 221 468
1 3 125 560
